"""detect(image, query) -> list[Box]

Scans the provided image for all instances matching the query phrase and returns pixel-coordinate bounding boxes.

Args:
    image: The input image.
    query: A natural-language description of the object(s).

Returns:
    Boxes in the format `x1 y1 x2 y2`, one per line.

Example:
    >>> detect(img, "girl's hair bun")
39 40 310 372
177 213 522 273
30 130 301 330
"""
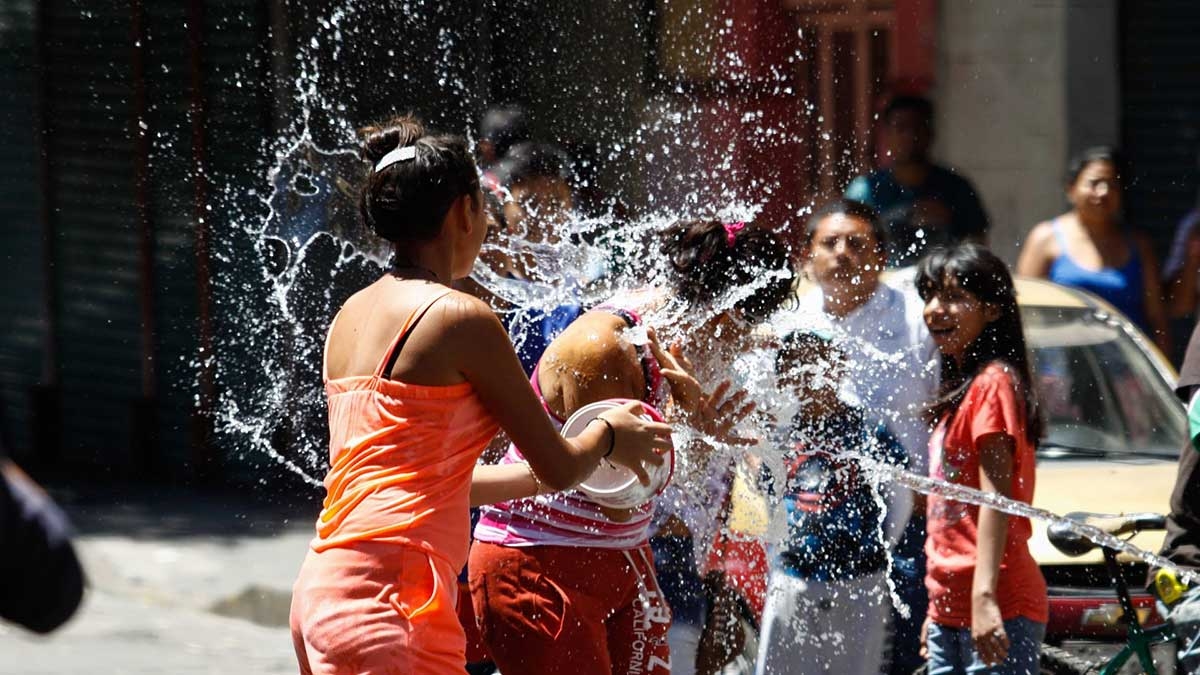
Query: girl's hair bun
356 114 480 244
359 114 425 165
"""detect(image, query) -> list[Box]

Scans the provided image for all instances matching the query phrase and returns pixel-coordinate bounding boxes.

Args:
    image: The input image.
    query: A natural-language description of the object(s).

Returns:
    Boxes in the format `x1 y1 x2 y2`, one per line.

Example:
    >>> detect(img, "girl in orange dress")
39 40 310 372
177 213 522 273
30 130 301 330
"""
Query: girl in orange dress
288 115 673 675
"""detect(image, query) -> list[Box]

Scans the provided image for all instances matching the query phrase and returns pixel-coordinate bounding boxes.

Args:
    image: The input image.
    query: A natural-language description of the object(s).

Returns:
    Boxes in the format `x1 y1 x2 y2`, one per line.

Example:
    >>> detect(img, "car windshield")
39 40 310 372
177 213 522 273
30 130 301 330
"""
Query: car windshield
1023 305 1186 459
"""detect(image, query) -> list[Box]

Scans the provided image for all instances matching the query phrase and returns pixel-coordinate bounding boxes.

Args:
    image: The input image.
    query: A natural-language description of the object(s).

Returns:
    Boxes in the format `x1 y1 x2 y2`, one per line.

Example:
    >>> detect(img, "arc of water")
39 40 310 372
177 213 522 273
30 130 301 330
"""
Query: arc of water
859 457 1200 586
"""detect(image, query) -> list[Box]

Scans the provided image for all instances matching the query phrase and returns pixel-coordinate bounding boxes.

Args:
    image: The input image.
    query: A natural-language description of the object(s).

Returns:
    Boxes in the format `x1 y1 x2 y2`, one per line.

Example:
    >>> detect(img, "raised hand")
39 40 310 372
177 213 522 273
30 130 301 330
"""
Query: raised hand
648 334 757 447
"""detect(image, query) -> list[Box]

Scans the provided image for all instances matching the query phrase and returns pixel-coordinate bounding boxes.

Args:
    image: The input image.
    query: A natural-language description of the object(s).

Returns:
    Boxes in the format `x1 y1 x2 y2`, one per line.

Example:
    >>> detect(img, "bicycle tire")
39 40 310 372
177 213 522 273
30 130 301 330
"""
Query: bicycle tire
1039 644 1099 675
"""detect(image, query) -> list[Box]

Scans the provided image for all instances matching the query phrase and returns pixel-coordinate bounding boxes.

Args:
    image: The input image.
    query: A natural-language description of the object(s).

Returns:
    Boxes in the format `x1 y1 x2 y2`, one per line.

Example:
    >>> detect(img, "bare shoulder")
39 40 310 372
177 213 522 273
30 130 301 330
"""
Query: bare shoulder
549 310 634 356
433 289 507 337
538 310 645 411
541 310 642 381
1023 220 1058 251
437 287 498 319
327 277 389 340
1016 220 1059 275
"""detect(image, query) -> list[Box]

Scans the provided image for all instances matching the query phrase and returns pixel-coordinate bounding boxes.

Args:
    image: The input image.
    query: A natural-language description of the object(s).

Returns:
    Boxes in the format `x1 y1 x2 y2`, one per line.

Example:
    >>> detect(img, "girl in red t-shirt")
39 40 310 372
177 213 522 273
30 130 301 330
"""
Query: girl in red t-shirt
915 244 1049 674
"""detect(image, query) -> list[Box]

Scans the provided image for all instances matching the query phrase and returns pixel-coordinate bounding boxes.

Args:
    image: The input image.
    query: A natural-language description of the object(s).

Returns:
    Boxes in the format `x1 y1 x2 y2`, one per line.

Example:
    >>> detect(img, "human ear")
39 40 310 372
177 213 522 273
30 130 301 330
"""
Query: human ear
458 193 480 233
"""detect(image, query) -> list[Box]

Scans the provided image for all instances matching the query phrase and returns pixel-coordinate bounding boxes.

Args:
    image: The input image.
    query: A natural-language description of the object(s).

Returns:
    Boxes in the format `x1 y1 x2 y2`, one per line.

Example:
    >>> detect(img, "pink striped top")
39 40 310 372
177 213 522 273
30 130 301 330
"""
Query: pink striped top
474 307 669 550
471 440 657 549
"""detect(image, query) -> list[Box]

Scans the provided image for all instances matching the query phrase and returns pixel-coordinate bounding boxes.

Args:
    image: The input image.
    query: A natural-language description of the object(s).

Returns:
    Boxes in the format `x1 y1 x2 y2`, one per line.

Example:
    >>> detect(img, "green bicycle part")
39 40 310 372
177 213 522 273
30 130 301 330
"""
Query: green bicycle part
1096 622 1176 675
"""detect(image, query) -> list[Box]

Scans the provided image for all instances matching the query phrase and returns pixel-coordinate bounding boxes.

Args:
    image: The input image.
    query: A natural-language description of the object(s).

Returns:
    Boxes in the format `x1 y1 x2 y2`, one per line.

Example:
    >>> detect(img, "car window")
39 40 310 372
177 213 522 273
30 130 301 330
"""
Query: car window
1022 305 1185 458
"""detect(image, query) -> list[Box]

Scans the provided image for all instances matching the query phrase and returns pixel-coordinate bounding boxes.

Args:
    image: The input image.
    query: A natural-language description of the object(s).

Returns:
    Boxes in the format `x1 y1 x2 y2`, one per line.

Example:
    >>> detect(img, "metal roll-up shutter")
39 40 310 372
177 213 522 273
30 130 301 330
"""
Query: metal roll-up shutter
44 0 142 471
0 0 41 458
144 1 201 476
1121 0 1200 242
203 0 277 482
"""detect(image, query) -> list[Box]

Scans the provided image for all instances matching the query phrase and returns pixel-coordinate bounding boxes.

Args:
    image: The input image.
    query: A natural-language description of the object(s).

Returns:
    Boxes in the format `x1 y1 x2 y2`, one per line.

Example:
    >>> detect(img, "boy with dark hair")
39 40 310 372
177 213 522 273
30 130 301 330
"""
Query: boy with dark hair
754 330 908 675
845 94 990 267
489 141 583 375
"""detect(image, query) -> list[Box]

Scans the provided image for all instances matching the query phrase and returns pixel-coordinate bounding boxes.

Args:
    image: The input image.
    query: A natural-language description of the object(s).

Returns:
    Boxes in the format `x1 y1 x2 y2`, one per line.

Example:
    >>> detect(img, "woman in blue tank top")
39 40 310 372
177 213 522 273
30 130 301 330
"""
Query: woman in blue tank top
1017 147 1170 355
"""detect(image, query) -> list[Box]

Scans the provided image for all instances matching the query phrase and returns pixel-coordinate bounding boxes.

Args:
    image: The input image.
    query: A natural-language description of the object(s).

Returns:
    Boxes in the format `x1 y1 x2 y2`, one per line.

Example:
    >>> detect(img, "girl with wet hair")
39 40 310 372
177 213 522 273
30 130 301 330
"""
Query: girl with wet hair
288 114 674 675
1016 146 1169 355
469 218 795 675
915 244 1048 674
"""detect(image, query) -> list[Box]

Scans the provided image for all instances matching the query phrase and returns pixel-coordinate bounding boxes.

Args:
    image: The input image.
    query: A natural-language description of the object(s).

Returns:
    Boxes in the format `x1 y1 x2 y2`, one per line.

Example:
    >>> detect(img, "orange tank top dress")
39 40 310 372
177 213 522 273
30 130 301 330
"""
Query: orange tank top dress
290 290 500 675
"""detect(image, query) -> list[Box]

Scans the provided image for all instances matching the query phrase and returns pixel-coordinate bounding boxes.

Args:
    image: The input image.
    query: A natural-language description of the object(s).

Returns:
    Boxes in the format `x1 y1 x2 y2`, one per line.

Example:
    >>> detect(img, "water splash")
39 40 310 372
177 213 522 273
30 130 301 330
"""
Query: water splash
207 0 1195 600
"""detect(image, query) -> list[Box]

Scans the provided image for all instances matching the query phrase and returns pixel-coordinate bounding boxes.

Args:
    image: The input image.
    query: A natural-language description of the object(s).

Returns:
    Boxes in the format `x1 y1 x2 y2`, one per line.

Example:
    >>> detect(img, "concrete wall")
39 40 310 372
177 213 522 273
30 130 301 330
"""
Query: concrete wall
1065 0 1121 156
934 0 1122 265
934 1 1070 264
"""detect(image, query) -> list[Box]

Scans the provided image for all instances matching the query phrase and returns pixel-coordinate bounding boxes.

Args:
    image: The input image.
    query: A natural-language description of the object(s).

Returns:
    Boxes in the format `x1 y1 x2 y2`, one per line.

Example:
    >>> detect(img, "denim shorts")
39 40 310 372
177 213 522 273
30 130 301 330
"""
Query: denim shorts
926 616 1045 675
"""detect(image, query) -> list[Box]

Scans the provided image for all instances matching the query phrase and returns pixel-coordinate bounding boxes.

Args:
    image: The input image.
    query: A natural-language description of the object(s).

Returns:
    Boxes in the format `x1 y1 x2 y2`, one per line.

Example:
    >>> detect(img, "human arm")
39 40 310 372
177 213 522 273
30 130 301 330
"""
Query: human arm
1165 213 1200 318
649 337 756 448
450 296 670 492
1014 222 1056 278
1135 234 1172 356
0 460 85 633
973 431 1015 665
470 462 543 507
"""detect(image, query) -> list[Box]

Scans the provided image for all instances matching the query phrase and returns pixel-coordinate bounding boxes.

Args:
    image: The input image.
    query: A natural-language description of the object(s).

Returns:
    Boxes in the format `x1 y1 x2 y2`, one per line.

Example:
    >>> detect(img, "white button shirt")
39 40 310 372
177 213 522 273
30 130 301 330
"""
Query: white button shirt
782 279 940 475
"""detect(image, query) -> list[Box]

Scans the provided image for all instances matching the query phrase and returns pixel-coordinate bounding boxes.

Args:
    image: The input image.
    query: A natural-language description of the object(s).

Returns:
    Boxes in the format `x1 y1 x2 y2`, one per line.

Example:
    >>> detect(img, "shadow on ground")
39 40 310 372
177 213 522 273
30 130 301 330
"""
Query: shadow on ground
46 481 323 540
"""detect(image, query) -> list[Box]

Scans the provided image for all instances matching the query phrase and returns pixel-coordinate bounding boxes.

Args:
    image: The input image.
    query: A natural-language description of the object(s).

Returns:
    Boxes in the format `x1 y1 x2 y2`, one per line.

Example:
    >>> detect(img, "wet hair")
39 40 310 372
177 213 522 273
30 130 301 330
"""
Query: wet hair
775 330 841 373
1065 145 1125 188
883 95 934 126
358 114 480 243
802 198 888 250
480 105 530 159
662 220 795 322
915 244 1042 443
496 141 574 189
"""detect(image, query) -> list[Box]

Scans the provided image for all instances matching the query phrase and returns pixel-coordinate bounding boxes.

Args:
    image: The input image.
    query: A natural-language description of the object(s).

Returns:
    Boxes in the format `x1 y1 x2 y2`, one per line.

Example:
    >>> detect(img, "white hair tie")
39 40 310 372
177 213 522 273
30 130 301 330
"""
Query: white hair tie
374 144 417 172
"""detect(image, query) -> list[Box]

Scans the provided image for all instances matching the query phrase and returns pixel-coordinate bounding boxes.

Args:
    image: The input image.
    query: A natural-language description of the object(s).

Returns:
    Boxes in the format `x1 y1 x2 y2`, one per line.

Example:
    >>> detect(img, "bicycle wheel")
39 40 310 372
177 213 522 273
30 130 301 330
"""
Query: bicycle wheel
1039 644 1098 675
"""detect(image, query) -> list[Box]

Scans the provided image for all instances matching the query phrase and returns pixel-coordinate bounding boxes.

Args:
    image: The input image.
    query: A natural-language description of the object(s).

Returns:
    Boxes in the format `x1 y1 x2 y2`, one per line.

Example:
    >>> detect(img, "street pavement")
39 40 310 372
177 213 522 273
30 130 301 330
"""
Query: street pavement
0 484 318 674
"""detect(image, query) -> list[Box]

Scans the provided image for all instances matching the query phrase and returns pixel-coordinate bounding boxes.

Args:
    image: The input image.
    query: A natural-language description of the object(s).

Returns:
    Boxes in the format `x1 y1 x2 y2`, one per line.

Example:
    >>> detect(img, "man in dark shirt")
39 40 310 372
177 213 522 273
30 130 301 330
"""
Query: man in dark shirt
845 95 990 267
1156 321 1200 670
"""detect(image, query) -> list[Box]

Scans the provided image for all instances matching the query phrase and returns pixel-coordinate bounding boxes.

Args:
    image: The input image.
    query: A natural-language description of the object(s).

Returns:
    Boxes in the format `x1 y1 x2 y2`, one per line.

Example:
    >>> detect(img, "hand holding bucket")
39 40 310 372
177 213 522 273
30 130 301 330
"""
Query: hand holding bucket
561 399 674 509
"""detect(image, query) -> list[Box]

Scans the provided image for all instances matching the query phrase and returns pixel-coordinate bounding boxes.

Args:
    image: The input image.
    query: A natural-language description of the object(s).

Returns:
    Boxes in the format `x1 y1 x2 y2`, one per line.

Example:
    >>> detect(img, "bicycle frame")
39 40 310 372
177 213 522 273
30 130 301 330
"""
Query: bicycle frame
1094 547 1177 675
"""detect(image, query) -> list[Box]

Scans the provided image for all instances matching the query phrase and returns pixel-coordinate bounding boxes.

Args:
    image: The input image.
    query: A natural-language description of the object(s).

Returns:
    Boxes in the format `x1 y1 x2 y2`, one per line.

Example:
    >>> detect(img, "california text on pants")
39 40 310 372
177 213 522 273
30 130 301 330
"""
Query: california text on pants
469 541 672 675
290 291 500 675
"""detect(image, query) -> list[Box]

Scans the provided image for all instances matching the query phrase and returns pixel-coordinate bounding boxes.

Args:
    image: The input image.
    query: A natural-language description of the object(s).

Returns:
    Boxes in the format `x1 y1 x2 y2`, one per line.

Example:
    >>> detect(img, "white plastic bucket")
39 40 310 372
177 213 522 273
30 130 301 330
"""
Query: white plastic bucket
561 399 674 509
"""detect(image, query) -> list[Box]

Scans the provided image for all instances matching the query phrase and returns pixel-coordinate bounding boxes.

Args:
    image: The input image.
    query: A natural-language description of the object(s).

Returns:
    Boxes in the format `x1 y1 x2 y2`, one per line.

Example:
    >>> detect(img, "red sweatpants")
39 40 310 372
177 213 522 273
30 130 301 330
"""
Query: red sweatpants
469 541 672 675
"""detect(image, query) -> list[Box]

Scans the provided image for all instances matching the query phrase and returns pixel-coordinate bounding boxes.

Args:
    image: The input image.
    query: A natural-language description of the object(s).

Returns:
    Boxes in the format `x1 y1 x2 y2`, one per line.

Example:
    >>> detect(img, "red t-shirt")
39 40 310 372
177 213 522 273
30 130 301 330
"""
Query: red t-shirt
925 364 1049 628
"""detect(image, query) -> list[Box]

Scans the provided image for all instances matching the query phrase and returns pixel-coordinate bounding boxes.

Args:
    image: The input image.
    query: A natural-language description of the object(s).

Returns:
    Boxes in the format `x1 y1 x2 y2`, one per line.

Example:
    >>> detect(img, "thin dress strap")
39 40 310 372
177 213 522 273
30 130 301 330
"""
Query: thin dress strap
375 289 455 379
